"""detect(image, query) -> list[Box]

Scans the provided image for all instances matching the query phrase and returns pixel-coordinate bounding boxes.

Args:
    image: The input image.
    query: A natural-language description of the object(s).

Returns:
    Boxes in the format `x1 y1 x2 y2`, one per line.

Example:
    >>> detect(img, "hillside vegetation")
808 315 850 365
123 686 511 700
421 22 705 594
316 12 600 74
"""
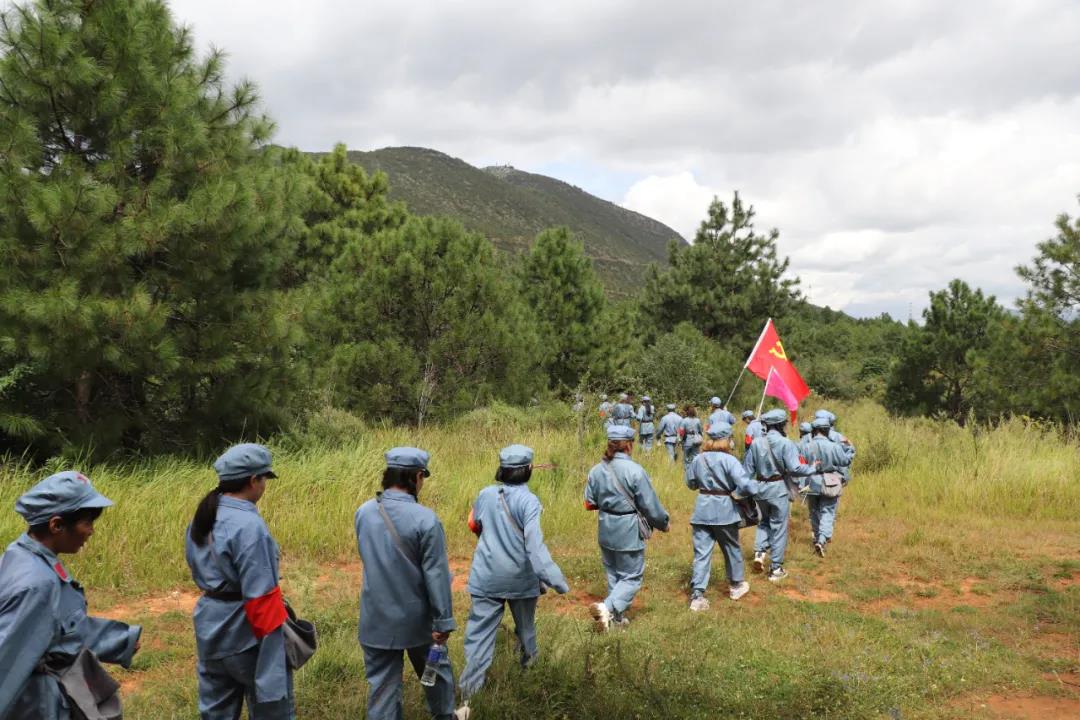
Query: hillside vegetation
1 400 1076 719
342 147 683 292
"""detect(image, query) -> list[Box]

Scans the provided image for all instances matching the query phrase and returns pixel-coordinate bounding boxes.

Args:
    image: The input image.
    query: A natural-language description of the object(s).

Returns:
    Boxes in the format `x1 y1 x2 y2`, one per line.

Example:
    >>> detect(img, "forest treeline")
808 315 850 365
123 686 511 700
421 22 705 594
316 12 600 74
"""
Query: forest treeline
0 0 1077 458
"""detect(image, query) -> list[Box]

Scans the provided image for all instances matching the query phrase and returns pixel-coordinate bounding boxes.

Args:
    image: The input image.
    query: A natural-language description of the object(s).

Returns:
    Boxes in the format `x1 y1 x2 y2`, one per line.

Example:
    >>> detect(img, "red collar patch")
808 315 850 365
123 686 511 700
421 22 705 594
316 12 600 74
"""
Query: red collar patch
53 562 68 581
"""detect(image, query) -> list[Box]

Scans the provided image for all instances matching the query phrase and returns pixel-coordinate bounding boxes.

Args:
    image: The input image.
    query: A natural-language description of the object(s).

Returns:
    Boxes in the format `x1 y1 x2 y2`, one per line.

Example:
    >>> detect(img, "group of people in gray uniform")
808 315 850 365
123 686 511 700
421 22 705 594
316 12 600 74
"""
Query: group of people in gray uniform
0 403 853 720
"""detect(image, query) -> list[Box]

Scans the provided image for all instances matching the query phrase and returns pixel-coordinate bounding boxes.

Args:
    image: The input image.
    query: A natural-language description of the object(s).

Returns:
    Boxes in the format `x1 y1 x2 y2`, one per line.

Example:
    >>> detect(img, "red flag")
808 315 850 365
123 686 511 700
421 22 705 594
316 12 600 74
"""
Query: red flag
764 367 799 413
746 319 810 403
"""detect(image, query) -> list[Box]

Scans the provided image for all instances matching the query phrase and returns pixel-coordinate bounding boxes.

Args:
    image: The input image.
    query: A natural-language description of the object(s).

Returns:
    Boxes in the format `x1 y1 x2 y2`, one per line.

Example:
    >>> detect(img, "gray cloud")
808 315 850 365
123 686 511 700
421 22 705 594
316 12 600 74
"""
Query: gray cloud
170 0 1080 318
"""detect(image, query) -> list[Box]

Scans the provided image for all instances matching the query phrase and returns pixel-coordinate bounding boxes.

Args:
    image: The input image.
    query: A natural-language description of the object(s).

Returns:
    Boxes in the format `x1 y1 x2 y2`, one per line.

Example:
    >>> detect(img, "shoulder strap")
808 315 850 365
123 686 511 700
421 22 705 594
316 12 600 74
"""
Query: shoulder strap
497 488 525 538
376 494 420 569
702 456 735 493
602 462 640 514
763 438 788 479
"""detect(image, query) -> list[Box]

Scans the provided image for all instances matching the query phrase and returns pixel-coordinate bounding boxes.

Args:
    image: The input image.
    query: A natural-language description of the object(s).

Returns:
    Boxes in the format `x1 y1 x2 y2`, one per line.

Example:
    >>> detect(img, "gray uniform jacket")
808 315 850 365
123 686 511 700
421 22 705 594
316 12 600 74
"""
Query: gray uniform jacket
584 453 670 551
801 437 853 495
686 452 764 526
0 534 141 720
466 484 569 599
657 412 683 443
610 403 635 427
354 490 456 649
185 496 289 703
743 431 817 501
708 409 736 428
636 405 656 436
679 417 703 446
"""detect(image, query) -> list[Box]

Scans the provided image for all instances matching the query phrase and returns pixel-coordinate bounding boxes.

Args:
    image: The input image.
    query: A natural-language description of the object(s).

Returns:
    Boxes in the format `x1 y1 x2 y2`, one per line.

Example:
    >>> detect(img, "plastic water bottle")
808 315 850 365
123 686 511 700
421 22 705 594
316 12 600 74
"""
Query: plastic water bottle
420 643 446 687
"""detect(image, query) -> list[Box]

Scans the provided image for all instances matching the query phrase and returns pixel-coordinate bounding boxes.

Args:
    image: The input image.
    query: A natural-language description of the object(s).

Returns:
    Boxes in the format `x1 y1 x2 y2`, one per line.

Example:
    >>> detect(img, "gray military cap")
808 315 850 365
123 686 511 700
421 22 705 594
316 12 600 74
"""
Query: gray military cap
16 471 113 526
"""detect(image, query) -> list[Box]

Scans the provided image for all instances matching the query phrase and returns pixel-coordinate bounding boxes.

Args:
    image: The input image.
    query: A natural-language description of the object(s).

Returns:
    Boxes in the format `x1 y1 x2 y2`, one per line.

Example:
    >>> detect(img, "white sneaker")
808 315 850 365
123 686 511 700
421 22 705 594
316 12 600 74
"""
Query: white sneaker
767 567 788 583
729 581 750 600
689 596 710 612
814 542 826 558
454 705 471 720
590 602 611 632
753 552 766 573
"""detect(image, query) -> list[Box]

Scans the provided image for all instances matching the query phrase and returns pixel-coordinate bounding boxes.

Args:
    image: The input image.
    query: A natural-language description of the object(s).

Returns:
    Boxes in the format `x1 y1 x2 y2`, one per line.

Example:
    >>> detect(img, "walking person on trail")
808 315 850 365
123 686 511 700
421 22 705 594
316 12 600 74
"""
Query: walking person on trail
636 396 657 452
800 418 854 557
742 410 763 454
597 394 612 426
610 393 636 428
743 409 819 582
456 445 569 719
584 425 670 632
685 423 764 610
185 444 294 720
707 397 736 430
680 405 705 469
798 422 813 454
354 448 457 720
657 403 684 462
815 409 855 483
0 472 141 720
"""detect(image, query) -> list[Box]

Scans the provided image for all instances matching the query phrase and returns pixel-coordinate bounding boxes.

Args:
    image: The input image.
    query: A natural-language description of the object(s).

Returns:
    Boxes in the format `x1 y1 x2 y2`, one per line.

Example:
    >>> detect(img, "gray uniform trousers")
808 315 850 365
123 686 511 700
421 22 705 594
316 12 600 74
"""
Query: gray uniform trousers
362 645 455 720
753 490 791 570
600 547 646 615
458 596 538 699
197 647 295 720
691 523 745 594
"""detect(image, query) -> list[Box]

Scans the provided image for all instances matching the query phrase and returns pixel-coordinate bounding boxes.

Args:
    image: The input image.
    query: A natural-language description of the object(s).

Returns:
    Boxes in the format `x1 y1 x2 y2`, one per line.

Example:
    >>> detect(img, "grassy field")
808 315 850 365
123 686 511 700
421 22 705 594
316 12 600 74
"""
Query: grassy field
1 400 1078 719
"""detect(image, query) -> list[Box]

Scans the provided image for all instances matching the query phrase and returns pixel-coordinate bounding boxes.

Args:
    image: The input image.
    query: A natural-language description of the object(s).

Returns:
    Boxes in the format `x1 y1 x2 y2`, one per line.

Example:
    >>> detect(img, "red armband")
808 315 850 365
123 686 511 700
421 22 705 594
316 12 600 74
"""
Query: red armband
584 500 598 511
468 508 481 535
243 585 287 639
745 435 752 447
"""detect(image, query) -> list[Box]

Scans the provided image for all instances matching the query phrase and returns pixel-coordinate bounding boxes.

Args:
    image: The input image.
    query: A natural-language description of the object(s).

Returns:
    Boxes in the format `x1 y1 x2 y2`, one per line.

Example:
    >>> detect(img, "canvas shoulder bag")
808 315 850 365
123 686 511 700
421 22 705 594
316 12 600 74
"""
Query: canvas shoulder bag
601 462 653 540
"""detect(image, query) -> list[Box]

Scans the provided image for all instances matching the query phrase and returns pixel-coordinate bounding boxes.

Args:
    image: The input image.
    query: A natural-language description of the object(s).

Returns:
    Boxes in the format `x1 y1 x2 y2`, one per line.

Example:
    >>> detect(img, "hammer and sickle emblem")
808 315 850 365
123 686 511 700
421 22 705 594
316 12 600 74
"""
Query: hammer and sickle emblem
768 341 788 361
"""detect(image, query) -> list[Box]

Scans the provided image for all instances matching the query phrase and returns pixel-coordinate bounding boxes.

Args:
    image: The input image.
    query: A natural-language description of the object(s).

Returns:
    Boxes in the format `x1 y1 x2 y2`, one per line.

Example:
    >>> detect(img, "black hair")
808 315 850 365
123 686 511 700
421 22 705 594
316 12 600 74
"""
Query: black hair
382 467 421 496
643 399 653 416
495 466 532 485
812 426 830 437
190 476 259 547
28 506 104 538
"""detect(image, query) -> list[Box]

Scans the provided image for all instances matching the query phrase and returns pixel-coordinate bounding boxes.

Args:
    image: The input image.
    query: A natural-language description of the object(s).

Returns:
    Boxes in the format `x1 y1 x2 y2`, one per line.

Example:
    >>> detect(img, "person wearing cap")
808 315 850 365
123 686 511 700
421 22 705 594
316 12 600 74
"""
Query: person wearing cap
583 425 670 631
679 405 704 468
685 423 764 610
456 445 569 717
707 397 736 431
815 409 856 483
798 422 813 455
609 393 635 428
743 409 819 582
801 419 854 557
0 471 142 720
657 404 683 462
185 443 293 720
636 396 657 452
354 447 457 720
742 411 764 456
597 394 612 426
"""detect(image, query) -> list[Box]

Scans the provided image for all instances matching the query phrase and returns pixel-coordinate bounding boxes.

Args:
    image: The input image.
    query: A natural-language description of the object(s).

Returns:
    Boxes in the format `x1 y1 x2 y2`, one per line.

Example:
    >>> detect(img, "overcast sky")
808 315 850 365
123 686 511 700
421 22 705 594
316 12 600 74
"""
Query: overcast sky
170 0 1080 319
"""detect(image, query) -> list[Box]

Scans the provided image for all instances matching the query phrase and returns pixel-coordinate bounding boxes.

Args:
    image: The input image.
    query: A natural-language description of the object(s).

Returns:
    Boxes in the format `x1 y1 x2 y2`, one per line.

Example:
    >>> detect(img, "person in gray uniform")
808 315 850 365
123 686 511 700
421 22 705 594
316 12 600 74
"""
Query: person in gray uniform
680 405 704 469
707 397 736 430
186 443 293 720
0 472 141 720
685 423 764 610
455 445 569 718
798 422 813 454
610 393 635 428
597 395 612 426
743 410 818 582
636 396 657 452
815 409 856 483
584 425 670 631
657 404 683 462
801 418 854 557
354 448 457 720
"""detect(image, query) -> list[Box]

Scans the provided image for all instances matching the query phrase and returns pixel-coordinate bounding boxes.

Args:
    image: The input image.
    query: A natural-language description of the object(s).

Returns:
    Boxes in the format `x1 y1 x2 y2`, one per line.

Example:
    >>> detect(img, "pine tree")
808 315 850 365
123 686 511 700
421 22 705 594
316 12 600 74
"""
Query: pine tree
0 0 307 454
642 192 800 350
517 227 607 391
321 216 538 425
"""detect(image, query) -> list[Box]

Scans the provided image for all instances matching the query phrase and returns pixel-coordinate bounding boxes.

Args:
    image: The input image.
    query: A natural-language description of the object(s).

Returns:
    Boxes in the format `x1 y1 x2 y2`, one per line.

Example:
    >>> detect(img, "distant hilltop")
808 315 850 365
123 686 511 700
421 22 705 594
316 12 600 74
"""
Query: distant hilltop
324 146 687 295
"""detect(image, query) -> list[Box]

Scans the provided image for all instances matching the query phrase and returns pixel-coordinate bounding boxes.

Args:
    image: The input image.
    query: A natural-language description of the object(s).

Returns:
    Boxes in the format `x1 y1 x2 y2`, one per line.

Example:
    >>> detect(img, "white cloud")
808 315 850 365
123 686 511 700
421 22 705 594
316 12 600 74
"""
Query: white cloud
165 0 1080 318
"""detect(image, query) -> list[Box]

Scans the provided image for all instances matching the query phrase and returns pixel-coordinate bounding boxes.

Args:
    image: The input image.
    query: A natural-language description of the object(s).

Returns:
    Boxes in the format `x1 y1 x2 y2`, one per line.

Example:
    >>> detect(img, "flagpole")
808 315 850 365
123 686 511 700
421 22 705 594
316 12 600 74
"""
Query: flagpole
755 368 772 418
725 318 772 409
